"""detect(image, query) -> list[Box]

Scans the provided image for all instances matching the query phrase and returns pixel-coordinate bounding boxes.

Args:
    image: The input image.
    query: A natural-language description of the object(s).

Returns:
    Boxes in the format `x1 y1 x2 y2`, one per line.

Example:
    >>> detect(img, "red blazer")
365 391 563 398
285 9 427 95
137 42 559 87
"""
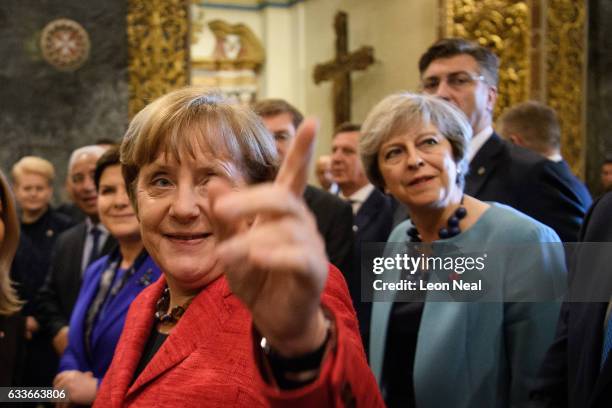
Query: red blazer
94 265 384 407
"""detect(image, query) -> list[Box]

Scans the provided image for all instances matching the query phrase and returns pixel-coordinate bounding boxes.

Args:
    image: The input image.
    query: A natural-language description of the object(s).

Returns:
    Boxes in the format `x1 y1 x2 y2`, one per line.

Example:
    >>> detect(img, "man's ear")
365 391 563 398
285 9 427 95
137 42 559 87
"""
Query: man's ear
487 85 498 113
507 133 526 147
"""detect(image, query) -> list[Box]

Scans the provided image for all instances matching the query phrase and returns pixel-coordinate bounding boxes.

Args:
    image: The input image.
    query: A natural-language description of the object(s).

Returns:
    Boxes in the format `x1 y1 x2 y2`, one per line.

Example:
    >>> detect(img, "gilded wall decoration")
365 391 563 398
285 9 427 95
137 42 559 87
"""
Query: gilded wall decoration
191 20 265 103
127 0 189 118
546 0 585 174
442 0 530 119
442 0 586 175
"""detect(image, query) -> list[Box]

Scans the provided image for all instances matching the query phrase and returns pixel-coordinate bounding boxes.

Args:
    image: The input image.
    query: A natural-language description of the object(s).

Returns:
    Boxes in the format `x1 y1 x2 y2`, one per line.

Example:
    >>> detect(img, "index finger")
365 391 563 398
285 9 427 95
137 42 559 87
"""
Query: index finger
208 178 242 242
274 117 319 196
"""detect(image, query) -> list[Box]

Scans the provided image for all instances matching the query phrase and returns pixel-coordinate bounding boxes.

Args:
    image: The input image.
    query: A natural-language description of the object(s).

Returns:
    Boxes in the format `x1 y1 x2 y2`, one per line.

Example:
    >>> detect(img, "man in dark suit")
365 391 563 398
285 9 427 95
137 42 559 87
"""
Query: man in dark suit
330 123 397 350
330 123 396 245
252 99 355 279
530 192 612 407
498 100 592 211
35 145 116 357
418 38 588 242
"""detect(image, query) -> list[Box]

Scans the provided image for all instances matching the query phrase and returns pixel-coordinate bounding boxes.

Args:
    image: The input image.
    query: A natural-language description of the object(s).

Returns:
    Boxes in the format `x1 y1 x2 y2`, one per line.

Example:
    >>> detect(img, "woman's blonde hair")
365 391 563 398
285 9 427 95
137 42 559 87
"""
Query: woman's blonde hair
121 87 279 209
11 156 55 185
0 170 22 315
360 92 472 189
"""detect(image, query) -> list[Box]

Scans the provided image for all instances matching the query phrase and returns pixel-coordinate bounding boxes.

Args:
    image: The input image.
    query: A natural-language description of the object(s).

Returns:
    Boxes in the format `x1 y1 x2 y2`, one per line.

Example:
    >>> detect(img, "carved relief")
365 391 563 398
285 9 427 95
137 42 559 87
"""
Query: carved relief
126 0 189 118
40 19 91 72
546 0 585 174
443 0 530 119
191 20 265 104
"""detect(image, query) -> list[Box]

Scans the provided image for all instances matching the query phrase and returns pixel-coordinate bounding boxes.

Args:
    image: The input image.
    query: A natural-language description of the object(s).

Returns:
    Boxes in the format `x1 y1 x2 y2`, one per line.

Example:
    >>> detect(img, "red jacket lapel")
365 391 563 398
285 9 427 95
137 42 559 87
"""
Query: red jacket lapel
126 276 232 398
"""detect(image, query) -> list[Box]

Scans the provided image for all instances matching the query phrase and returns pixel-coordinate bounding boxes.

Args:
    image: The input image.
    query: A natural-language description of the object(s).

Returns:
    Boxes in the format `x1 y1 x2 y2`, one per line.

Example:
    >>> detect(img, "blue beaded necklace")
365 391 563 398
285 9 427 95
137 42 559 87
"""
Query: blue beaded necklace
407 196 467 242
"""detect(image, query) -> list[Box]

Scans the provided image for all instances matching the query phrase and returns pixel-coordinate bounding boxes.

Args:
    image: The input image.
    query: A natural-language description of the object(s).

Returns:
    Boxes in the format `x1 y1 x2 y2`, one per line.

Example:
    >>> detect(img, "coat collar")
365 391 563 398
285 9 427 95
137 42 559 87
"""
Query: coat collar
91 256 160 343
464 132 505 197
355 187 384 230
108 275 236 404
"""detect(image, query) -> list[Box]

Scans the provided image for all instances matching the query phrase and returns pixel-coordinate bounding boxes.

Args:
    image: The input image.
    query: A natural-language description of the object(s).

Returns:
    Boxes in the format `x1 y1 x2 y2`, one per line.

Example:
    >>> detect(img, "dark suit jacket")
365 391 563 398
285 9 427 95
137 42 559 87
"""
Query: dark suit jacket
552 160 592 211
465 133 589 242
303 184 355 276
354 187 396 245
35 221 116 338
352 187 397 351
531 192 612 407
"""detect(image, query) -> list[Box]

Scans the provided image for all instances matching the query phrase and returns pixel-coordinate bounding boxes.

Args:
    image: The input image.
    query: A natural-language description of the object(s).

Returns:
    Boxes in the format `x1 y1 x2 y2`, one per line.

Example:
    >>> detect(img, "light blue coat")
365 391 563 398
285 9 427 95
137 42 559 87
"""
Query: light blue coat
369 203 566 408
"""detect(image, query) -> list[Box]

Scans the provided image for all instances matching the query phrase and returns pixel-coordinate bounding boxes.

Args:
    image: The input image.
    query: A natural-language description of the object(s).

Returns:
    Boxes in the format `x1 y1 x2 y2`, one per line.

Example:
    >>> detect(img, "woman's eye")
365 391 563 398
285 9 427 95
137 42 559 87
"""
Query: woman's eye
420 138 439 146
100 187 115 195
151 177 172 188
384 148 402 160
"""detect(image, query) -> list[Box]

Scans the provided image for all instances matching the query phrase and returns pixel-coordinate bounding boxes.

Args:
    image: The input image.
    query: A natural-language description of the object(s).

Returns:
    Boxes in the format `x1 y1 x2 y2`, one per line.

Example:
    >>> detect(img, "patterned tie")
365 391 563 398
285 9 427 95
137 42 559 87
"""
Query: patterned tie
601 309 612 370
86 226 101 267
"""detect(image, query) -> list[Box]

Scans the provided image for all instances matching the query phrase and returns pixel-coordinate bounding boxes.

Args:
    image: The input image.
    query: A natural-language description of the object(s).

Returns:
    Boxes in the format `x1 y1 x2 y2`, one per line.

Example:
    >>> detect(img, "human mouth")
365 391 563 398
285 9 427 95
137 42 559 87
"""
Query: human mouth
164 232 213 244
111 214 136 219
408 176 435 186
83 197 97 205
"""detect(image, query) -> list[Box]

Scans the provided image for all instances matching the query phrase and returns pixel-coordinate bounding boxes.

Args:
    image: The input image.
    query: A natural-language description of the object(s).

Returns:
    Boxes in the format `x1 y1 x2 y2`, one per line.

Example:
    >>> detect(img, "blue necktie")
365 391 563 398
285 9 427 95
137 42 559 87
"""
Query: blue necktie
86 227 101 267
601 309 612 369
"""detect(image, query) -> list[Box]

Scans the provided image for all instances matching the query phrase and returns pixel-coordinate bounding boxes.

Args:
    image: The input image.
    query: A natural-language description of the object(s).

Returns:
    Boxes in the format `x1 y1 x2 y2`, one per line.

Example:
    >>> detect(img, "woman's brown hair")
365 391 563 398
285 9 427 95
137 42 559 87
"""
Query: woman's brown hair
0 170 22 315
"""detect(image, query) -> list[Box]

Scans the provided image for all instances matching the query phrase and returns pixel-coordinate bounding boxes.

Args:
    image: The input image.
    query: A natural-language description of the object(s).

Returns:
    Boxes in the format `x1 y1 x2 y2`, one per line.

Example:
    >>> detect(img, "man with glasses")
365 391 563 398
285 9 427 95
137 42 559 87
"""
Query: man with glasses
417 38 588 242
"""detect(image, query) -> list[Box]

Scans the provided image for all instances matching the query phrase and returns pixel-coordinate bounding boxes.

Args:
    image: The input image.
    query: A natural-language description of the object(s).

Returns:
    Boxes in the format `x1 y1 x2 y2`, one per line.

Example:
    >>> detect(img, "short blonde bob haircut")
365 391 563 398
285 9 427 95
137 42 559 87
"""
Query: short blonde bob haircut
121 87 279 208
0 170 22 315
11 156 55 185
360 92 472 190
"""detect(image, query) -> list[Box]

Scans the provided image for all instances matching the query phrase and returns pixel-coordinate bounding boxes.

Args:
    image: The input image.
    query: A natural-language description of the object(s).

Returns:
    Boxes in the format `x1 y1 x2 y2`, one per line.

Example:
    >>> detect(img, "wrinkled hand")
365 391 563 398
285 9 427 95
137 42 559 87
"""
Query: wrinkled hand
210 118 329 357
52 326 69 356
25 316 39 340
53 370 97 406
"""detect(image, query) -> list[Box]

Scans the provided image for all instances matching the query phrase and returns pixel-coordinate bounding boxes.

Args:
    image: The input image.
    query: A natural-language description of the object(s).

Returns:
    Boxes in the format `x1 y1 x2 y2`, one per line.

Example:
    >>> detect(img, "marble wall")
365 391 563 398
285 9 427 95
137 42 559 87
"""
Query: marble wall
0 0 128 203
586 0 612 195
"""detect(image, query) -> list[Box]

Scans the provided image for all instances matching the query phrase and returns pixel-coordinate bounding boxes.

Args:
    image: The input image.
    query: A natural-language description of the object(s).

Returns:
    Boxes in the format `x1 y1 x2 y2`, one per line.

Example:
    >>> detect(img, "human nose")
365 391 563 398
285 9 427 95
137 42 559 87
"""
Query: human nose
434 79 453 102
169 184 200 221
331 150 342 163
114 190 130 209
83 175 96 192
405 148 425 170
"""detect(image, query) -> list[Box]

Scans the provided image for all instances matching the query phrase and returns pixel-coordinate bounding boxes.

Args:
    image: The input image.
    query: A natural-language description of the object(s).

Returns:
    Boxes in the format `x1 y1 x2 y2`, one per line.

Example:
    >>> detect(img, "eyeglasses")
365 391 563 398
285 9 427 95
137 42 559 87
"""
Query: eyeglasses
420 72 486 93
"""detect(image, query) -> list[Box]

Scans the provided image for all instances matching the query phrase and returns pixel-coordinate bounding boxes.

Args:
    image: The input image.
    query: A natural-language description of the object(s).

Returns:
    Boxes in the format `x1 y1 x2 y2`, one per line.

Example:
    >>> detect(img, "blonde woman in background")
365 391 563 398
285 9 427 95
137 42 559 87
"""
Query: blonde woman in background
0 169 25 386
10 156 74 388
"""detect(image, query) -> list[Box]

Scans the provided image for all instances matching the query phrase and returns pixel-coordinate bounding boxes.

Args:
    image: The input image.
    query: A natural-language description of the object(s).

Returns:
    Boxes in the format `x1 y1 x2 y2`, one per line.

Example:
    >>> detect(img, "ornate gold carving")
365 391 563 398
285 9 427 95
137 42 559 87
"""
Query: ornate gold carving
546 0 585 175
191 20 265 71
443 0 530 119
442 0 587 176
127 0 189 118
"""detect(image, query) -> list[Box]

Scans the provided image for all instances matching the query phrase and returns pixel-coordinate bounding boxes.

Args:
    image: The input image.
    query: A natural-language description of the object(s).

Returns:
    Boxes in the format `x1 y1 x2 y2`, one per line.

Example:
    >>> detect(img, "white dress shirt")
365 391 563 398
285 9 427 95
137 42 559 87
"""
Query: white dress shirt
468 126 494 163
340 183 375 215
